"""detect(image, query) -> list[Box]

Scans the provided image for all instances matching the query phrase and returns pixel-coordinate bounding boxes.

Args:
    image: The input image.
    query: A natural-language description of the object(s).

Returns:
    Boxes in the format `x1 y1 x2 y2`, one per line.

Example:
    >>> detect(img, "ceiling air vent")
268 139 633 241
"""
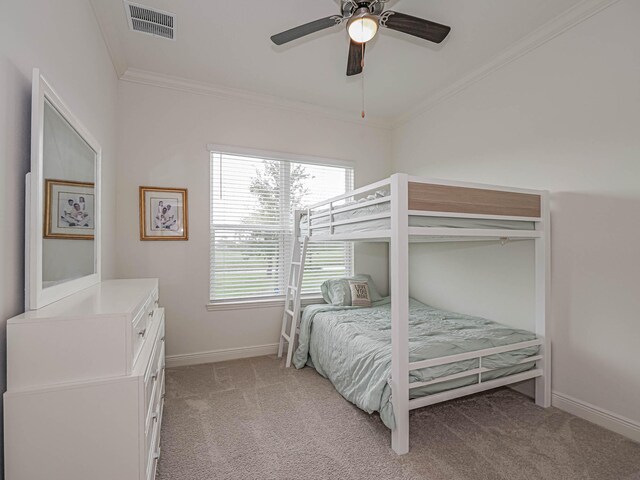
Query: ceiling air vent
125 1 175 40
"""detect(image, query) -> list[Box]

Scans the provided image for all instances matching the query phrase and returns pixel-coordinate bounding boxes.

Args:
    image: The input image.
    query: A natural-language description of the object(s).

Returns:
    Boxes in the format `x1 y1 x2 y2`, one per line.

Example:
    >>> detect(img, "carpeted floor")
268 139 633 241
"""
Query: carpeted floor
157 355 640 480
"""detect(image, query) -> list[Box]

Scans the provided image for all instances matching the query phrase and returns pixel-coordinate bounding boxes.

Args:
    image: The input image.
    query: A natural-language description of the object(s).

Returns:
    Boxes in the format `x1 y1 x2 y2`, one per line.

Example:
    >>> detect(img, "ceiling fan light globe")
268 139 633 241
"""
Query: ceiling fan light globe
347 16 378 44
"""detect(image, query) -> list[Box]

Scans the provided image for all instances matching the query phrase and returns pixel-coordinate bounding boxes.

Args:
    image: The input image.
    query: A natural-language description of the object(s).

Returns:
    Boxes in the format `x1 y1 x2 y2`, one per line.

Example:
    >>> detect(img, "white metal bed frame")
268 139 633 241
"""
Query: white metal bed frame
278 173 550 455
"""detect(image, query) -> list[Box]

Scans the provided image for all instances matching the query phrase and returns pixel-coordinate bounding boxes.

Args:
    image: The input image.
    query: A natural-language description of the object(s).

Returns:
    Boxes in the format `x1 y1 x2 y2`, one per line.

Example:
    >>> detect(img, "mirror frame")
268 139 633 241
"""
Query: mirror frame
26 69 102 310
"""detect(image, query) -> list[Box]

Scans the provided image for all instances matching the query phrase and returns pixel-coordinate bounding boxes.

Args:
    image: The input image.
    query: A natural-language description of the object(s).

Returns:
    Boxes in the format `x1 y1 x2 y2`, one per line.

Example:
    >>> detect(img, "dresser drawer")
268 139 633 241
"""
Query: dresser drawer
145 289 160 329
154 342 166 407
132 312 147 363
145 341 164 426
146 432 161 480
145 363 165 455
144 315 165 429
133 292 159 366
146 394 164 480
145 401 156 460
146 425 159 480
151 288 159 311
145 398 160 463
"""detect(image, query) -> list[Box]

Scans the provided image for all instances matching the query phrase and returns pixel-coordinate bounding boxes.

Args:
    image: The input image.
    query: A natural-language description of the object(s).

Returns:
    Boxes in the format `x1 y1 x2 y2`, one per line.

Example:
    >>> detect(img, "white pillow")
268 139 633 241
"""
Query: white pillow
321 274 382 306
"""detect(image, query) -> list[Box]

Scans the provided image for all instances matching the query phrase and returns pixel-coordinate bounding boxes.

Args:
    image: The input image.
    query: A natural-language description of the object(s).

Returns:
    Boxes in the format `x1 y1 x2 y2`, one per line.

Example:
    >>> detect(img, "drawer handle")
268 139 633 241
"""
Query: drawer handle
139 328 146 338
155 300 159 306
153 448 161 460
161 336 165 342
148 310 153 318
152 411 159 421
152 373 158 381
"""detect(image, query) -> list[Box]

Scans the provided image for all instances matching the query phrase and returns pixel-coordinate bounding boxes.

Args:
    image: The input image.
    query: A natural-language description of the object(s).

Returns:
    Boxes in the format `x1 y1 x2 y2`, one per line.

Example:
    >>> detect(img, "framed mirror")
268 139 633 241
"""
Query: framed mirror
26 69 101 310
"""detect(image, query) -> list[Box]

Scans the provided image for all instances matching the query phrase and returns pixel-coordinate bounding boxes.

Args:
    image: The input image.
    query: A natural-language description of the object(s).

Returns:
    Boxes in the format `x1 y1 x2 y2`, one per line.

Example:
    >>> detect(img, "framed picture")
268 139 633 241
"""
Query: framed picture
139 186 188 241
44 179 95 240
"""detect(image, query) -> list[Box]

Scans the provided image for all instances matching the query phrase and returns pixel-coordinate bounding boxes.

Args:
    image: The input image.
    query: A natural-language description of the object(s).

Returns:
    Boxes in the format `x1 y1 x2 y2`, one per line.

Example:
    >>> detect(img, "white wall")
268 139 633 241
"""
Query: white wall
0 0 119 474
3 0 635 461
393 0 640 427
115 80 392 362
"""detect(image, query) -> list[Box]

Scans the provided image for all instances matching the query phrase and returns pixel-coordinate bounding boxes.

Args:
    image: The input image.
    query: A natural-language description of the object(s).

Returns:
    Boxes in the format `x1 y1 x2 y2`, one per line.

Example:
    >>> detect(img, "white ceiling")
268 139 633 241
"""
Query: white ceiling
92 0 585 122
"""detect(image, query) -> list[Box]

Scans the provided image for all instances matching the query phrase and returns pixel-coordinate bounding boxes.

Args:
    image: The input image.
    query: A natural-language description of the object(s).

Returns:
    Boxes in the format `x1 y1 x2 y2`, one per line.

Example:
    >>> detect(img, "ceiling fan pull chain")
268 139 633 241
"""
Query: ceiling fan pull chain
361 42 366 119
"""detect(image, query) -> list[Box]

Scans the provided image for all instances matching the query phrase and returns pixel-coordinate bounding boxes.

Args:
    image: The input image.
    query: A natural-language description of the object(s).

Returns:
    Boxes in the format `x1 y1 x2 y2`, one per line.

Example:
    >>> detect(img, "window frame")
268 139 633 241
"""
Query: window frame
207 144 355 307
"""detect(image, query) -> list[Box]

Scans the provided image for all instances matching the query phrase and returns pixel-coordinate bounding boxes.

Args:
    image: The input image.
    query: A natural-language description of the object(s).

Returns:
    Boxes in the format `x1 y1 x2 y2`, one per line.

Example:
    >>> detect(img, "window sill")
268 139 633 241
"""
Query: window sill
206 296 325 312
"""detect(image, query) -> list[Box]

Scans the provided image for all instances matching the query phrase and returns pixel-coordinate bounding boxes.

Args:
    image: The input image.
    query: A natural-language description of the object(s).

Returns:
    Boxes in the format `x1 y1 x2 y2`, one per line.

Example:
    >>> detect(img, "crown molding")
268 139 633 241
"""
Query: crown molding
94 0 619 131
392 0 622 128
90 0 390 128
119 68 392 130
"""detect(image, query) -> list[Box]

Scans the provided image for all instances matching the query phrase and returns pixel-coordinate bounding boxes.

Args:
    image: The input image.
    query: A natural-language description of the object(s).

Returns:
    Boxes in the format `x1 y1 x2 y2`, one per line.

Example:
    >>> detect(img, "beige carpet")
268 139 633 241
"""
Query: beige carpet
157 355 640 480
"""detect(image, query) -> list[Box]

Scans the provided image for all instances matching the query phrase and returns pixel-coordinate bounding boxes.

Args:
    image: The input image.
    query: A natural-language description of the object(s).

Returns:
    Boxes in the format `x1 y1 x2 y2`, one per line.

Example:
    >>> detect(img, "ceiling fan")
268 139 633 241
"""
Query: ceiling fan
271 0 451 76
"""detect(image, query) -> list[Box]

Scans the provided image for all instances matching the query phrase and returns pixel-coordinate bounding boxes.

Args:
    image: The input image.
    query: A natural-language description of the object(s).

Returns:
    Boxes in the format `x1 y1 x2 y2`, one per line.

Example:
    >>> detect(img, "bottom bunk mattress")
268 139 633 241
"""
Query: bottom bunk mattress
293 298 539 429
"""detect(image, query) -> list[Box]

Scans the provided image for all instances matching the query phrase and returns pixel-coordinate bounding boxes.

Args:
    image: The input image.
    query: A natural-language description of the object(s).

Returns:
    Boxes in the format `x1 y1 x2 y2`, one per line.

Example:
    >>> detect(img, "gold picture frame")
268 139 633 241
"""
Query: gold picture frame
44 179 95 240
139 186 189 241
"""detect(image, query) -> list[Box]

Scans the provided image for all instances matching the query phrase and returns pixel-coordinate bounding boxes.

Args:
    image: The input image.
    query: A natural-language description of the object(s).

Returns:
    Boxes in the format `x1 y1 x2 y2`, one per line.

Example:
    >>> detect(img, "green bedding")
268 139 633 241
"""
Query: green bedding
293 298 539 429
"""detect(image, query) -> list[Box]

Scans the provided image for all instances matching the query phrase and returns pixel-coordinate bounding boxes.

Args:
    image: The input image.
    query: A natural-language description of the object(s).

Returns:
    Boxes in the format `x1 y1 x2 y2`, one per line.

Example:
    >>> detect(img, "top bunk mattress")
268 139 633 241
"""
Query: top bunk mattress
300 192 535 235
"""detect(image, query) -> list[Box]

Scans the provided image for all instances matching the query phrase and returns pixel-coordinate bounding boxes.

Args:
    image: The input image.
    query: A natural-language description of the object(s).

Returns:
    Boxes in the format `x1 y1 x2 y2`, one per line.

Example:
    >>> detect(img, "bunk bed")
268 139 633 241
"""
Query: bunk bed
278 173 551 455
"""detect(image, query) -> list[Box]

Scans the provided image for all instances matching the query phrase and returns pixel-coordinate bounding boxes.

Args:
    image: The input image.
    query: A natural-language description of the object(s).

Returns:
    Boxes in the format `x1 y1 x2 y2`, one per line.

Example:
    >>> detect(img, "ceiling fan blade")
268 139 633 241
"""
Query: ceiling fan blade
347 39 365 76
380 11 451 44
271 15 343 45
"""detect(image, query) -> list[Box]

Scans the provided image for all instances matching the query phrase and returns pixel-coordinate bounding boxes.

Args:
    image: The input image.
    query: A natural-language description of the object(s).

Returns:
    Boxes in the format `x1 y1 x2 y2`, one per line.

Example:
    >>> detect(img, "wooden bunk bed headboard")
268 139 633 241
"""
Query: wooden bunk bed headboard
408 182 541 218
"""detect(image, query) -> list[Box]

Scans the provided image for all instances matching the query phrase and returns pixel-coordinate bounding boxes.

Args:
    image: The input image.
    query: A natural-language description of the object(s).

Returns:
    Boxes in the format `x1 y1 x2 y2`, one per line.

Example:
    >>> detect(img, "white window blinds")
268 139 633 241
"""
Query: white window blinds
210 151 354 302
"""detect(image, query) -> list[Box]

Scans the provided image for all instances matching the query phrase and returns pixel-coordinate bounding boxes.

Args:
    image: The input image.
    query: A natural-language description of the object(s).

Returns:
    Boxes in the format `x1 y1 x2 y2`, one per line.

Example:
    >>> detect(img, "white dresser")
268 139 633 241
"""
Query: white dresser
4 279 165 480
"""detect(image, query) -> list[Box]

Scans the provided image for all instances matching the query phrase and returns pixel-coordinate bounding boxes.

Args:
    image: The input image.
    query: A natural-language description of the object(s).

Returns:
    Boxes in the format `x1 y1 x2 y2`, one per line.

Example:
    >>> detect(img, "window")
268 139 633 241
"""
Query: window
210 150 354 302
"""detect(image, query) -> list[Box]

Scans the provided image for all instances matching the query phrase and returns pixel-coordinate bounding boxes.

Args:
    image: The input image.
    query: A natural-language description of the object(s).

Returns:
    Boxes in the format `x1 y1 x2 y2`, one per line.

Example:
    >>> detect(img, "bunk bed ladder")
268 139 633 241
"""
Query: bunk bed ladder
278 235 309 368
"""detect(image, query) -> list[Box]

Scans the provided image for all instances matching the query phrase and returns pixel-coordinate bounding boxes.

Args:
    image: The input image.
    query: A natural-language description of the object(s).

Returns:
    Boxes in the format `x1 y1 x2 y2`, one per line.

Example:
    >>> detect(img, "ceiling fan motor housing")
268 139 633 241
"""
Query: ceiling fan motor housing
341 0 385 18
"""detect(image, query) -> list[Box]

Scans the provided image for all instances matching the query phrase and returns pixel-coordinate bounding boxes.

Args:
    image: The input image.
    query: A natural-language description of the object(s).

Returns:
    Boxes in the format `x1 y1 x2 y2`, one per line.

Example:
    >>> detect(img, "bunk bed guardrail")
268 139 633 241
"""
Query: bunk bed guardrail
300 175 544 241
400 338 544 410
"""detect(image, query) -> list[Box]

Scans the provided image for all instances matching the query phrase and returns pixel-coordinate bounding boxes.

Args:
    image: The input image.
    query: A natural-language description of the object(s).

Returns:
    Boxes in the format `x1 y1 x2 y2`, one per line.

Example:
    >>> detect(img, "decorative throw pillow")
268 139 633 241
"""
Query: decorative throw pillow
348 280 372 307
321 274 382 306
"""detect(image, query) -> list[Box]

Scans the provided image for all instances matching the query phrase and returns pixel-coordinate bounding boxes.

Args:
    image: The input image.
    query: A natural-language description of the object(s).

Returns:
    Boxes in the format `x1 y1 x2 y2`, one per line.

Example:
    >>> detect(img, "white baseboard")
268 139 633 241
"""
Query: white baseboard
166 343 279 368
552 391 640 443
